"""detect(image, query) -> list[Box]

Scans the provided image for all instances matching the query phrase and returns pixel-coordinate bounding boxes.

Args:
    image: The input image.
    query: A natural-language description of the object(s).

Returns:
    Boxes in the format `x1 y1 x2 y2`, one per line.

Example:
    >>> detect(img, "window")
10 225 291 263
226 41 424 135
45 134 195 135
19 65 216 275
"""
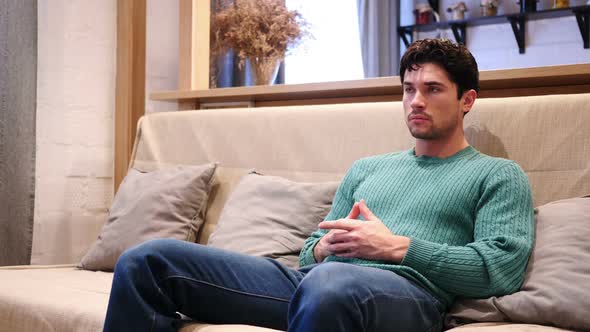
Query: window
285 0 364 84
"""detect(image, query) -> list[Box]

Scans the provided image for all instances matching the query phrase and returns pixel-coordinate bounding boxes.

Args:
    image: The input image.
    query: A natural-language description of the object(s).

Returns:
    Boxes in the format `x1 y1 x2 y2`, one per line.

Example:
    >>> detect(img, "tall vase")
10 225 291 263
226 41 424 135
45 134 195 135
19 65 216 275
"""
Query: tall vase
249 56 281 85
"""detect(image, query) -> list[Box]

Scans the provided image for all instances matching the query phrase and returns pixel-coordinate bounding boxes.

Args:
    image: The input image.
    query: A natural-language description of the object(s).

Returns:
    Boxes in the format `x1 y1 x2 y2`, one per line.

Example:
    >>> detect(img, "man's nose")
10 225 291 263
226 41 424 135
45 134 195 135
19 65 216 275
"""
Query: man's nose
410 90 426 109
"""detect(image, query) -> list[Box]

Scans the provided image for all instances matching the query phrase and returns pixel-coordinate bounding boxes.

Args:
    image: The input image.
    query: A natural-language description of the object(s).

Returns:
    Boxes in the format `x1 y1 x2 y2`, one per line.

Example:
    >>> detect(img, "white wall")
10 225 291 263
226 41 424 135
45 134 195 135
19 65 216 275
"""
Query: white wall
402 0 590 70
146 0 179 113
33 0 116 264
33 0 180 264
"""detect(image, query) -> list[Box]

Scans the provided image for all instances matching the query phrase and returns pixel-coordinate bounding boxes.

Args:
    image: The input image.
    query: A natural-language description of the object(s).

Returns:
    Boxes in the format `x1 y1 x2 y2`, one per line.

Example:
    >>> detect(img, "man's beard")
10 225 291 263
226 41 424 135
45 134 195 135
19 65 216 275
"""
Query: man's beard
409 127 441 140
407 118 458 140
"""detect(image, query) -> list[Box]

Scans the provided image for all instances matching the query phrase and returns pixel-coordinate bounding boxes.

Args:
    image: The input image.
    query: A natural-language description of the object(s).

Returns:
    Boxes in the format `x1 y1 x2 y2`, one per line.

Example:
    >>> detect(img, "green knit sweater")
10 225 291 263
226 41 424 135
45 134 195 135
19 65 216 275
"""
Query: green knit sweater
299 146 535 307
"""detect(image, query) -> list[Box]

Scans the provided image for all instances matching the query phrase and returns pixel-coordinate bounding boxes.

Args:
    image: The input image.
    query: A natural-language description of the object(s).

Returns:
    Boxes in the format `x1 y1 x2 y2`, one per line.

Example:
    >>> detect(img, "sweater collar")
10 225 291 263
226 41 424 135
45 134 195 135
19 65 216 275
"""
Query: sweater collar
408 145 478 163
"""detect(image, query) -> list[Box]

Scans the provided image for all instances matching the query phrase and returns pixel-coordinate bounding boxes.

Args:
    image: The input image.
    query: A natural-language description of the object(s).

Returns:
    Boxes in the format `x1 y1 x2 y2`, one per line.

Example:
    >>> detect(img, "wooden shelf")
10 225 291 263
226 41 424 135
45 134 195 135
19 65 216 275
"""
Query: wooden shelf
152 76 401 105
149 63 590 108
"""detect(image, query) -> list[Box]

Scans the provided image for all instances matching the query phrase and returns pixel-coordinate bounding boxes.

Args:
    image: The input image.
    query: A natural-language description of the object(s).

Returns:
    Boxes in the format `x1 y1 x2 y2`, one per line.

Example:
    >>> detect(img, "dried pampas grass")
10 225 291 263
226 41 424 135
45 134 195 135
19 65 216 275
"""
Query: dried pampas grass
211 0 307 67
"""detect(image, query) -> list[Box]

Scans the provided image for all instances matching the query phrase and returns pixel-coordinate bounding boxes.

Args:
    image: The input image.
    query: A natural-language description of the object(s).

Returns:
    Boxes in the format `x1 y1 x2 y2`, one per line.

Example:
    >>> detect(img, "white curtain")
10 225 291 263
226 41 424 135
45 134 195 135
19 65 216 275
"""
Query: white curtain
357 0 400 78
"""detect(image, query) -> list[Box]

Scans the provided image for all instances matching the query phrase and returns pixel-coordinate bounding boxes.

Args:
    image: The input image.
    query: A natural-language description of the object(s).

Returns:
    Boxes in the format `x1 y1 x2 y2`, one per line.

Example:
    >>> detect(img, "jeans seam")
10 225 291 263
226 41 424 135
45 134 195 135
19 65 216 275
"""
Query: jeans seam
149 311 156 332
158 275 291 303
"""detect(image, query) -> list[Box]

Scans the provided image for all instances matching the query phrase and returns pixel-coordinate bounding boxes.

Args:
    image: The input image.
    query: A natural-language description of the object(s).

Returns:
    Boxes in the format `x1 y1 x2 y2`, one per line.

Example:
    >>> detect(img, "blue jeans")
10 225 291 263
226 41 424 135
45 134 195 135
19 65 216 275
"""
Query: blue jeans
103 239 444 332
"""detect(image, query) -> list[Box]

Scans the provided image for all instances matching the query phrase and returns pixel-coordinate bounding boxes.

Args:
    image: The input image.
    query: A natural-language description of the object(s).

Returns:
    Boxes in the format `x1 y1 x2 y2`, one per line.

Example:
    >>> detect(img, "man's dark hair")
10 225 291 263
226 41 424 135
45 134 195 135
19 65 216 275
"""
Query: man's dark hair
399 39 479 99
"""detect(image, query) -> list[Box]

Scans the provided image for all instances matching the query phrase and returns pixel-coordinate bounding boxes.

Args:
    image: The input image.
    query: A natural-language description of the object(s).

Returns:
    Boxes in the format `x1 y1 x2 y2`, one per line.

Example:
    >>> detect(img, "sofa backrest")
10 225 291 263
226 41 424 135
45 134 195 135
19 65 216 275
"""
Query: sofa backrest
130 93 590 244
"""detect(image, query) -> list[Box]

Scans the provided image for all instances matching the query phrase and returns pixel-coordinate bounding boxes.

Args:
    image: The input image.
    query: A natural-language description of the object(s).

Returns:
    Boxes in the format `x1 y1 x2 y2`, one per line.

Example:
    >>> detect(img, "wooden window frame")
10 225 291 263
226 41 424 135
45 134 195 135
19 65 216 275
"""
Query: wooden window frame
115 0 146 192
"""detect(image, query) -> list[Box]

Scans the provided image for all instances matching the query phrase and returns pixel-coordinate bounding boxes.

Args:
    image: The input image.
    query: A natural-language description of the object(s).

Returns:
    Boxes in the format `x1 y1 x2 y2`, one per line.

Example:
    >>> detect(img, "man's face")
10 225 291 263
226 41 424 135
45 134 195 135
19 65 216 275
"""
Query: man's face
402 63 469 141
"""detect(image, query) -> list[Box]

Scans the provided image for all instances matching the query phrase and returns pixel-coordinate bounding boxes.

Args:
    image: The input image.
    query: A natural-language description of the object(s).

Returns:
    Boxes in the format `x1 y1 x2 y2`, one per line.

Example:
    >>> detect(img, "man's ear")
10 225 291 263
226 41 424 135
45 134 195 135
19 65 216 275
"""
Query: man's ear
461 89 477 115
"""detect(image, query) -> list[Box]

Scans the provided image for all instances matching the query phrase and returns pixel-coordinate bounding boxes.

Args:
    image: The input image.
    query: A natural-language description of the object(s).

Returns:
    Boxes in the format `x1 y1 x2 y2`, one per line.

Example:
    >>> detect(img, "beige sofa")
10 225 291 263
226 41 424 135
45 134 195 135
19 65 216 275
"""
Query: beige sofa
1 93 589 332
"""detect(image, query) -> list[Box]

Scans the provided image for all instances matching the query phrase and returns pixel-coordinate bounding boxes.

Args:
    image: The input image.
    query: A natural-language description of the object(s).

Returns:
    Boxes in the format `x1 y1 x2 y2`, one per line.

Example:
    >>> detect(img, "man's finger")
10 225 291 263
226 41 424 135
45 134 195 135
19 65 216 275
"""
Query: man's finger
330 231 353 243
326 242 353 254
319 219 361 231
346 202 360 219
359 199 378 221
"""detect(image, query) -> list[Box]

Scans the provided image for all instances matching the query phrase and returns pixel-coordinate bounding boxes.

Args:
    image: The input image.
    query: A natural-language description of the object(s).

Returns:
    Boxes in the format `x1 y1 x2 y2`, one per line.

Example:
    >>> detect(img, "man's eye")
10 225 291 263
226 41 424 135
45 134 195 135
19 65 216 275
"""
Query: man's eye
404 87 414 93
430 87 440 93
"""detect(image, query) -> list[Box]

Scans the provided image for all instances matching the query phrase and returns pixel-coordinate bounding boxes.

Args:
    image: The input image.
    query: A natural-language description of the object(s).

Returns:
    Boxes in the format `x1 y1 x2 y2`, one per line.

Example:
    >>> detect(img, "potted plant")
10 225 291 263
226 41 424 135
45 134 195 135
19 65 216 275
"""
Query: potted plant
480 0 500 16
211 0 307 85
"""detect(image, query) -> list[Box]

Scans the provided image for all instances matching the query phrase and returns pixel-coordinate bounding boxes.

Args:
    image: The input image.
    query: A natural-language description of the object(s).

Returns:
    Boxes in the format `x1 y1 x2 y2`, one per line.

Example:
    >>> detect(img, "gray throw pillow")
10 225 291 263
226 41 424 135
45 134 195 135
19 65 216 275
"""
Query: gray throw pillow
79 163 217 271
445 196 590 331
207 172 338 268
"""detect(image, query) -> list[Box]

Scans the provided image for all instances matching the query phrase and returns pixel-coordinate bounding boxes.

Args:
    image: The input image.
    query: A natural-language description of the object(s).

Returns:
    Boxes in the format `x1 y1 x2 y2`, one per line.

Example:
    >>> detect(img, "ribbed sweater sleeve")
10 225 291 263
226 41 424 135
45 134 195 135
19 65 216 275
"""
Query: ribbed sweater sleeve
401 162 534 298
299 161 364 267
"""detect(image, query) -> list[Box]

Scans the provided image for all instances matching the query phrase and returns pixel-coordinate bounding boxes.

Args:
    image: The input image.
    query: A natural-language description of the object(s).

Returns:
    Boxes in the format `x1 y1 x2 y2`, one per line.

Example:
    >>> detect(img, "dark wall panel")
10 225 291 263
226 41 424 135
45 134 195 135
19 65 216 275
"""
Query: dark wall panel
0 0 37 265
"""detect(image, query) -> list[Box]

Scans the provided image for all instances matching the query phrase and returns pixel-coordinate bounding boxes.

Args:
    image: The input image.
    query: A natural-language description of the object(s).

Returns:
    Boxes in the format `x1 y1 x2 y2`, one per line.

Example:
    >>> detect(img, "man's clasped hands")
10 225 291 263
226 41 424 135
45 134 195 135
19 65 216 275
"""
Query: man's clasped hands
313 199 411 263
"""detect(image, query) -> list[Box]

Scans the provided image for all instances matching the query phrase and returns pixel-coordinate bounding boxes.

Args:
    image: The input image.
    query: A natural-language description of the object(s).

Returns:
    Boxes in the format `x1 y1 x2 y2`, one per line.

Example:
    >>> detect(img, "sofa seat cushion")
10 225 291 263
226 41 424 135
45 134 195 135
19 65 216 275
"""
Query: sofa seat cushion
446 322 574 331
178 321 574 331
179 322 571 332
0 265 111 332
180 323 281 332
0 262 574 332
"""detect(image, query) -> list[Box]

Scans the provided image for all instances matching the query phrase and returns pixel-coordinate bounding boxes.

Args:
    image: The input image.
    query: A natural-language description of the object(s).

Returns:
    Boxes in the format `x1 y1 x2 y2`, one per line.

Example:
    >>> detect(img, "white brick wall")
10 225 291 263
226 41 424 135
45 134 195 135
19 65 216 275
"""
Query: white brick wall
402 0 590 70
146 0 180 113
33 0 116 264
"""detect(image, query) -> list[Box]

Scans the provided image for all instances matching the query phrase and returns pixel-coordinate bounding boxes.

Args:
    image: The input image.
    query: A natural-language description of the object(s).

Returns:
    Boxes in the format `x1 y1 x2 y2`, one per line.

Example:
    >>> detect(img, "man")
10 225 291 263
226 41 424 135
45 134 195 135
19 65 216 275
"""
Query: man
103 39 534 332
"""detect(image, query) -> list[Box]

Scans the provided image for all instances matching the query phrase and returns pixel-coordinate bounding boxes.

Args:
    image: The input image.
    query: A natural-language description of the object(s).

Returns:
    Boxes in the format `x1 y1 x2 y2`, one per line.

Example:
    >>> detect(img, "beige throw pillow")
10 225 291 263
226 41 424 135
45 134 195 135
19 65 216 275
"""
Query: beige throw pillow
79 164 217 271
446 196 590 331
207 172 338 269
